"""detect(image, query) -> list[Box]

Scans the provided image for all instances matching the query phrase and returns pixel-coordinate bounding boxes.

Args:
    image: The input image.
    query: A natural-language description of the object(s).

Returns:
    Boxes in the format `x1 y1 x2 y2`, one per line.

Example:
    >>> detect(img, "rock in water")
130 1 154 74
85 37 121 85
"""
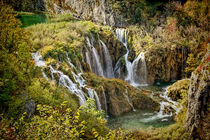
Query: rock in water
185 50 210 139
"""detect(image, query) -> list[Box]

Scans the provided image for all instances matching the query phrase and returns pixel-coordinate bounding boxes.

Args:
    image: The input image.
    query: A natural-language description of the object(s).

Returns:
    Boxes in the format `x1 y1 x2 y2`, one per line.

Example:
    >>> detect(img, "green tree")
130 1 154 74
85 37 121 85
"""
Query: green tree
0 2 34 111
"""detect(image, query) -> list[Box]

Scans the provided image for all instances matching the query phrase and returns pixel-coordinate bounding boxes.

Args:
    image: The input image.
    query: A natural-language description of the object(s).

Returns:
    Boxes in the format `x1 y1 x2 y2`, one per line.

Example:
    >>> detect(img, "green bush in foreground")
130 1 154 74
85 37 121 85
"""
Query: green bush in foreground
0 101 134 140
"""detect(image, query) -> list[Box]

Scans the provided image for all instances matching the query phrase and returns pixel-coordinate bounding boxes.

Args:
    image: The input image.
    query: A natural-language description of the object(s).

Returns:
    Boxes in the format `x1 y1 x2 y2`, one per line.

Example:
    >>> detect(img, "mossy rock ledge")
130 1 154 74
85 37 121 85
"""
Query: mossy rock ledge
168 79 190 101
83 72 160 117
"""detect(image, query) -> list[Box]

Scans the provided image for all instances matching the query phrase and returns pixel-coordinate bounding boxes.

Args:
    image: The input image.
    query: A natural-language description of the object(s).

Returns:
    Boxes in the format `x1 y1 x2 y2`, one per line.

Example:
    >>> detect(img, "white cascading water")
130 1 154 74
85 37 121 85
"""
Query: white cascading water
102 91 109 117
131 52 148 86
99 40 114 78
92 47 104 76
86 37 104 77
32 52 46 67
85 51 93 72
115 28 148 87
125 90 136 112
143 86 182 122
49 65 86 105
32 52 49 81
32 51 102 109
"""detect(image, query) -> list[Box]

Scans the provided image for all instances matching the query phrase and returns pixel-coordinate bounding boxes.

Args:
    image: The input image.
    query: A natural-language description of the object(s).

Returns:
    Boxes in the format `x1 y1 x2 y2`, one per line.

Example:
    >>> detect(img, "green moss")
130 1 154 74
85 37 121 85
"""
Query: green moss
27 79 79 112
83 72 159 112
168 79 190 101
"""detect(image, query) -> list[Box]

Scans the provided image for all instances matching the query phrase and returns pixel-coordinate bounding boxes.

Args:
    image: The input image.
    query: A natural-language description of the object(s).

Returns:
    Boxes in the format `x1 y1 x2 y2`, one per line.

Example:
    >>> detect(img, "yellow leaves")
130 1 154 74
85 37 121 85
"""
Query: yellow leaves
16 103 86 139
40 45 54 56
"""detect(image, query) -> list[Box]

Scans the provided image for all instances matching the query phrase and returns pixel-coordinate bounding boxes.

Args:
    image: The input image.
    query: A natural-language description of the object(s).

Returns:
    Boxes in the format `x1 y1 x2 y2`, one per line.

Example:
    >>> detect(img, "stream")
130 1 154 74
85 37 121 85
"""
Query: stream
108 82 177 130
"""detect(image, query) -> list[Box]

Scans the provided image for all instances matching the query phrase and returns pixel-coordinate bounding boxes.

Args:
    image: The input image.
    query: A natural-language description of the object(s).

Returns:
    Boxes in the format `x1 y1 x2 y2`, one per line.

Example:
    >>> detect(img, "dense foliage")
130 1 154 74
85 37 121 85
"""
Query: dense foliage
0 2 34 112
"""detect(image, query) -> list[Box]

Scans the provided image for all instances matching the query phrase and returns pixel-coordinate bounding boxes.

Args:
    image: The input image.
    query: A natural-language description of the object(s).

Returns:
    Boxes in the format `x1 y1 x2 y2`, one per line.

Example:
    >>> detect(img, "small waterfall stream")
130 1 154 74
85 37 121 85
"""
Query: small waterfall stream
125 90 136 112
32 51 102 109
115 28 148 87
99 40 114 78
92 47 104 76
86 51 93 72
49 65 86 105
86 37 104 77
143 86 182 122
102 91 109 117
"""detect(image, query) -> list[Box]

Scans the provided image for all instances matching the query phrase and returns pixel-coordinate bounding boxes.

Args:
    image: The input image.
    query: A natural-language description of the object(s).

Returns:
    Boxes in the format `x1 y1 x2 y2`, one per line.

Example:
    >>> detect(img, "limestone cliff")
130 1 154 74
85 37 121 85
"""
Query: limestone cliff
185 49 210 139
44 0 126 27
83 73 160 116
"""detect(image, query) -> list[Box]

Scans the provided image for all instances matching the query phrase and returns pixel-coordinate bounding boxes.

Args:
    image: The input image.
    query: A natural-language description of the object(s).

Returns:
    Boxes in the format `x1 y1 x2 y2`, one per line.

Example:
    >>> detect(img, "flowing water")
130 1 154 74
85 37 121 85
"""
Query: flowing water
115 28 148 87
86 37 104 77
99 40 114 78
108 109 174 130
108 82 181 130
32 51 102 109
31 26 181 131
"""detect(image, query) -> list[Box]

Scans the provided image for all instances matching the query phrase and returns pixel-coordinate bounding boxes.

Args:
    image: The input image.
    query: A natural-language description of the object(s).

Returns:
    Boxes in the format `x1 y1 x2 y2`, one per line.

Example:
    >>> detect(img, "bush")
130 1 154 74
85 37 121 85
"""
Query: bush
79 98 108 139
18 103 85 139
27 79 79 112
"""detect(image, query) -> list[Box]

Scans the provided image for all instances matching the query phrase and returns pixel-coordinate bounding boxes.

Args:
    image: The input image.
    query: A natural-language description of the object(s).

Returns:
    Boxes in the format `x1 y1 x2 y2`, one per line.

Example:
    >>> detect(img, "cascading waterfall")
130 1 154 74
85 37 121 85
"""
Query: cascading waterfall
32 51 102 109
49 65 86 105
32 52 46 67
94 91 102 110
86 37 104 77
102 91 109 117
85 51 93 72
125 90 136 112
115 28 148 87
32 52 49 81
92 47 104 76
143 86 182 122
130 52 148 86
99 40 114 78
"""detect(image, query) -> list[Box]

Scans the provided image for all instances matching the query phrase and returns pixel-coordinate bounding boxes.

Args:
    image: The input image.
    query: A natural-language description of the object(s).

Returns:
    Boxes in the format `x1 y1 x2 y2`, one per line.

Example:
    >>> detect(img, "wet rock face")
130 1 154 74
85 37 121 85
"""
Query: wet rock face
185 51 210 139
145 47 188 84
24 99 35 118
45 0 126 27
83 73 159 117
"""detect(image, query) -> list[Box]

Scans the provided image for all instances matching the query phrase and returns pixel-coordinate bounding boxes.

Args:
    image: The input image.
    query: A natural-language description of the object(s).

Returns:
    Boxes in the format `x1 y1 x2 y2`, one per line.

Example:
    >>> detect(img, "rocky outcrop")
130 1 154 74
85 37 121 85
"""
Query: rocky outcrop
185 50 210 139
24 99 35 118
5 0 46 12
145 47 188 84
83 72 160 116
44 0 126 27
168 79 190 101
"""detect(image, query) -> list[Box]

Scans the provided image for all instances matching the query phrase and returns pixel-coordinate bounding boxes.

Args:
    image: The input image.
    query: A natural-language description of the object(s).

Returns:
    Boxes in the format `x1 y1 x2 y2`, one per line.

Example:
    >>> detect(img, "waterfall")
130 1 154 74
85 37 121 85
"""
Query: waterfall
130 52 148 86
32 52 46 67
66 52 75 68
86 36 104 77
92 47 104 76
32 51 102 109
125 90 136 112
99 40 114 78
32 52 49 81
94 91 102 110
86 51 93 72
49 65 86 105
42 71 49 81
143 87 182 122
102 91 109 117
115 28 148 87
